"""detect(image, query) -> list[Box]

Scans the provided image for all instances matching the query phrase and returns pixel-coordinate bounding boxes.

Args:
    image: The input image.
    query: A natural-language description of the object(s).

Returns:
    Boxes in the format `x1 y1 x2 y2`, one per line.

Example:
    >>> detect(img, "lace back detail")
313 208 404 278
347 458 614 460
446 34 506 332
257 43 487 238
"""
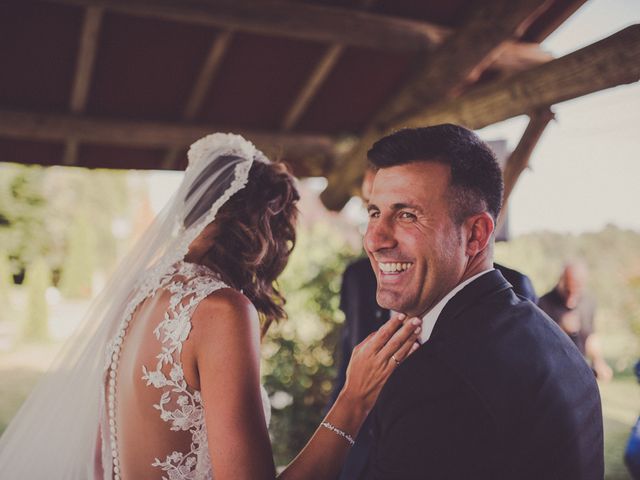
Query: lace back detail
105 262 227 480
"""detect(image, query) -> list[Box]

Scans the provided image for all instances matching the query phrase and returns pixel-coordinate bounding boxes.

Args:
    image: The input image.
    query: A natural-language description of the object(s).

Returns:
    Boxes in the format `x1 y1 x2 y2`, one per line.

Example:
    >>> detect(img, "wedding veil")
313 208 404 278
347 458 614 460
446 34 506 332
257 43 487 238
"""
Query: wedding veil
0 133 268 479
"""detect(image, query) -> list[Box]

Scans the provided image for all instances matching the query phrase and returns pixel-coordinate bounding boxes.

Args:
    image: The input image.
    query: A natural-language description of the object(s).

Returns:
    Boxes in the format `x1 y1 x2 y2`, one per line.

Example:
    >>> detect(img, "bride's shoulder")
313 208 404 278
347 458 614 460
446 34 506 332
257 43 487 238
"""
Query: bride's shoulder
191 288 260 343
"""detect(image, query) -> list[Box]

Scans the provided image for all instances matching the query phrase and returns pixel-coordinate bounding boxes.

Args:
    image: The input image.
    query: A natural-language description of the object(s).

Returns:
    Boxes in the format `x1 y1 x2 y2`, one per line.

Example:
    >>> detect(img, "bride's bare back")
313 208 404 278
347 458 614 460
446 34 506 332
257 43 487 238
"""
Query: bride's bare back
104 261 235 480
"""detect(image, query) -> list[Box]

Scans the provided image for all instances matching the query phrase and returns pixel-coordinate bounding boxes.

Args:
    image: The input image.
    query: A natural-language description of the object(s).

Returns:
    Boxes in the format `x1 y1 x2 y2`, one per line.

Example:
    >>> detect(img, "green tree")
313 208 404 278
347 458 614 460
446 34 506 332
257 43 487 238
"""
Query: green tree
0 165 48 272
262 222 358 466
495 225 640 370
0 251 14 324
45 168 131 273
626 275 640 341
23 257 51 342
58 211 96 299
0 164 133 286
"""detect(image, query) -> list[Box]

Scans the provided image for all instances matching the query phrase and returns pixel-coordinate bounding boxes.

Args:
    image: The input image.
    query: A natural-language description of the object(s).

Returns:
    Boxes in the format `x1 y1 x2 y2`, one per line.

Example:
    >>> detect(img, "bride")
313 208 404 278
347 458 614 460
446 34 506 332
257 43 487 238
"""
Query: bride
0 133 421 479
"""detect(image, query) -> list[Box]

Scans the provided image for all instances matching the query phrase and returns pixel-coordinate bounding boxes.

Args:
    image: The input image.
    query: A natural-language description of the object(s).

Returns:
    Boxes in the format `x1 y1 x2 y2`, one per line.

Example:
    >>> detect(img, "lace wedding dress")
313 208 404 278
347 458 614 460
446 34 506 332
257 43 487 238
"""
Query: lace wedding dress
0 133 272 479
102 260 271 480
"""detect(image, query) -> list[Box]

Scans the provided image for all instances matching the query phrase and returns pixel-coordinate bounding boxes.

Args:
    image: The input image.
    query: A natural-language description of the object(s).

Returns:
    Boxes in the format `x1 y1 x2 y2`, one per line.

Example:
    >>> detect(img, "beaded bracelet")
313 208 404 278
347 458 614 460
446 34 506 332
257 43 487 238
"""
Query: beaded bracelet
320 421 355 446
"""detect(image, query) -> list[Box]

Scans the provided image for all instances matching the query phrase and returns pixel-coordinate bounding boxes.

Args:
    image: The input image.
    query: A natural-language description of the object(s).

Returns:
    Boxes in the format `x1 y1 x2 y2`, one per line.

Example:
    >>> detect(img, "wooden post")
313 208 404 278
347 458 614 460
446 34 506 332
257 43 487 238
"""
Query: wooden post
497 107 555 231
64 6 103 166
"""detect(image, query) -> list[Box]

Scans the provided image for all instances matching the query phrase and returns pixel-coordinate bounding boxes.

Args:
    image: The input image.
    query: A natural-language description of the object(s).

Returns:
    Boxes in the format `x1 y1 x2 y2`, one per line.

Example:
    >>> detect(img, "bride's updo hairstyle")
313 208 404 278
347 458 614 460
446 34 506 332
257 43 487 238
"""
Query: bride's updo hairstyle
185 156 299 335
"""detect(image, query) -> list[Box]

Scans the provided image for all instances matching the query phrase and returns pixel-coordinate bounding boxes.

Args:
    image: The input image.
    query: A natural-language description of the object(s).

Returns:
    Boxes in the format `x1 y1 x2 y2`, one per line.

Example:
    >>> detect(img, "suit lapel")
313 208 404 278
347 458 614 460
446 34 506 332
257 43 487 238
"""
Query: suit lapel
428 270 512 342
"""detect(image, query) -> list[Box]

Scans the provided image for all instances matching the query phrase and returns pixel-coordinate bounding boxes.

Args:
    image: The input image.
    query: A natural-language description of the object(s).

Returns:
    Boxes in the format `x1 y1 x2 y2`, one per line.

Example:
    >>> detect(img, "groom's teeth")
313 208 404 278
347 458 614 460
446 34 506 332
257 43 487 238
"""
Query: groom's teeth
379 262 413 273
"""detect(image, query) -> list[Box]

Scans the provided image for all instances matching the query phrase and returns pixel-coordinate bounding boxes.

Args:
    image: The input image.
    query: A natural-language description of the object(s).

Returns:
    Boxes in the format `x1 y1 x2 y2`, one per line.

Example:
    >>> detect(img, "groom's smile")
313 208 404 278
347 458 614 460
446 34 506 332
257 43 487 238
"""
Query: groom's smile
375 260 415 286
364 162 466 318
378 262 414 274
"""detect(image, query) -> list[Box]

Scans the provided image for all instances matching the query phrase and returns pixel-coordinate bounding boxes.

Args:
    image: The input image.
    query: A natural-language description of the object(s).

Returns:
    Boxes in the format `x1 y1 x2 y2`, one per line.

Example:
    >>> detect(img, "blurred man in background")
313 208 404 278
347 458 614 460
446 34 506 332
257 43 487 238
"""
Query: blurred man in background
538 261 613 381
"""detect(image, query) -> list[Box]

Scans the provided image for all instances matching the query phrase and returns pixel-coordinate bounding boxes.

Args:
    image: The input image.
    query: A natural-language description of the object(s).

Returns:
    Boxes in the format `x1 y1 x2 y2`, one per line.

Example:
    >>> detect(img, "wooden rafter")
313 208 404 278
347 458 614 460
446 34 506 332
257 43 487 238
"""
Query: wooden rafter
182 31 233 121
42 0 550 74
162 30 234 169
402 24 640 130
321 0 554 211
376 0 554 127
493 40 554 73
0 109 337 166
527 0 588 42
45 0 447 51
321 24 640 211
280 0 379 133
497 107 555 230
281 45 343 133
64 5 103 165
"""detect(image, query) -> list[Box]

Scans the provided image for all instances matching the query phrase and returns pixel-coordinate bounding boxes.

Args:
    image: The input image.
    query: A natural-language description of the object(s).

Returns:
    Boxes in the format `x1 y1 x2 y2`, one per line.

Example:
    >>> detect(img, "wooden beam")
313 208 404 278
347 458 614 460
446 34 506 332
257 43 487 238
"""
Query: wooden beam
0 109 337 167
376 0 554 127
280 0 379 133
183 31 233 121
70 6 103 113
45 0 448 52
162 30 234 169
42 0 548 74
402 24 640 130
321 24 640 210
493 40 553 73
64 6 103 166
321 0 553 211
497 107 554 230
62 140 79 166
281 45 343 132
528 0 588 42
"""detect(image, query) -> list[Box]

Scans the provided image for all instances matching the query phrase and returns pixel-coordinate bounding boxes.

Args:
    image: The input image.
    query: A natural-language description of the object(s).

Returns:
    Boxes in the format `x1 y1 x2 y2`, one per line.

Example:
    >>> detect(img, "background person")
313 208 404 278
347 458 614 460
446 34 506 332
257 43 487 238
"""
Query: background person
538 261 613 381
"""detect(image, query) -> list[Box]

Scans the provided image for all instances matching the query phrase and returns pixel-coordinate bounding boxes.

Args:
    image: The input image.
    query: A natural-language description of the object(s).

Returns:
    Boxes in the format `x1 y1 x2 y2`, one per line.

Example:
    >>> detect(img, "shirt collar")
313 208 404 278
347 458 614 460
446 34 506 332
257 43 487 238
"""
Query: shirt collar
419 268 494 344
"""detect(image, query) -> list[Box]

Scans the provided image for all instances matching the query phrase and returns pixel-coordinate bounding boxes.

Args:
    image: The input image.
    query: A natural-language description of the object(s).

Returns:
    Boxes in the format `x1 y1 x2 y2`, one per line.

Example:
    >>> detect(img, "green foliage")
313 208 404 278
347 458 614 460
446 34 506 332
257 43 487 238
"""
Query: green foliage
625 275 640 342
0 163 132 280
0 251 14 324
496 225 640 370
58 211 96 298
44 168 130 273
264 225 640 467
0 165 48 271
22 257 51 342
262 222 358 466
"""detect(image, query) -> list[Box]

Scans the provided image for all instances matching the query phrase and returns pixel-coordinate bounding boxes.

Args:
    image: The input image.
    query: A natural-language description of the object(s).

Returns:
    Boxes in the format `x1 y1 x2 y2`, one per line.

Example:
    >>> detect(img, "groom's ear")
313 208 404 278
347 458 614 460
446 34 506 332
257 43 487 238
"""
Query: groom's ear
463 212 494 257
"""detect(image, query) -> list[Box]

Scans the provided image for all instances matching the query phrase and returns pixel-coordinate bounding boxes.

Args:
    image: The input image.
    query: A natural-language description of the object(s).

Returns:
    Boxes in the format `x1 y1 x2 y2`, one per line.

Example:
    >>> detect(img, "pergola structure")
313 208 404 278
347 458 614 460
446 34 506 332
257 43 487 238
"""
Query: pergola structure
1 0 639 215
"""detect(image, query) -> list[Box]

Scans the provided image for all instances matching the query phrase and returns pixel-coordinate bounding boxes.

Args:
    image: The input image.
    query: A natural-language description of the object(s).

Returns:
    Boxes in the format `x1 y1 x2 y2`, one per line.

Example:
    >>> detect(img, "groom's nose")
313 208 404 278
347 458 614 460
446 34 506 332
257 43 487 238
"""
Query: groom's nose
364 216 397 254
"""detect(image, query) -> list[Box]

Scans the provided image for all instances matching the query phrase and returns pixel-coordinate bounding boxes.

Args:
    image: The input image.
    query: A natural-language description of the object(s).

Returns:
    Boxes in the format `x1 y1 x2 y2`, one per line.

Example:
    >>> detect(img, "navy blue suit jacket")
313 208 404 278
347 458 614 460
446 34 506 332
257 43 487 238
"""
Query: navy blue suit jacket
329 257 389 479
363 270 603 480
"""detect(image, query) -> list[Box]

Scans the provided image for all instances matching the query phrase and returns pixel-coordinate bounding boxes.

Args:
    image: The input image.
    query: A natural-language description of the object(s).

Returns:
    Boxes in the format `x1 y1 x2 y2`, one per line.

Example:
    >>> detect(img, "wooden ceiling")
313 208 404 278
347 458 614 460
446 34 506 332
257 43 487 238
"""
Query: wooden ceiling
1 0 639 209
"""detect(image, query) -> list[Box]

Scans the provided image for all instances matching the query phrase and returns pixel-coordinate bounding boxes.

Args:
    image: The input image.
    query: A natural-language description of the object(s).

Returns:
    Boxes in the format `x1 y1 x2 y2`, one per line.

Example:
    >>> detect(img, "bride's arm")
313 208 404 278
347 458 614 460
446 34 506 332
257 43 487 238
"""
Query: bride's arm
192 289 276 480
192 288 420 480
277 314 421 480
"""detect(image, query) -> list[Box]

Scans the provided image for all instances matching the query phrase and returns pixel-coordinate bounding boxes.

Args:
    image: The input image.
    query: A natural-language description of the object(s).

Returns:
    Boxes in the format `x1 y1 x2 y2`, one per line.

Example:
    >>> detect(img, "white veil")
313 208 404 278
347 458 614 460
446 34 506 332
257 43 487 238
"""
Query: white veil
0 133 269 479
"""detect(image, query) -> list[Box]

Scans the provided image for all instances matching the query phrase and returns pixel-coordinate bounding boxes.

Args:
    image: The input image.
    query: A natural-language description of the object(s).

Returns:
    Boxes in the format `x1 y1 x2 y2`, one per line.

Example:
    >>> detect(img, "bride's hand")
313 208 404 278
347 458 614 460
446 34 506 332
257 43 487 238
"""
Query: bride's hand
341 314 422 413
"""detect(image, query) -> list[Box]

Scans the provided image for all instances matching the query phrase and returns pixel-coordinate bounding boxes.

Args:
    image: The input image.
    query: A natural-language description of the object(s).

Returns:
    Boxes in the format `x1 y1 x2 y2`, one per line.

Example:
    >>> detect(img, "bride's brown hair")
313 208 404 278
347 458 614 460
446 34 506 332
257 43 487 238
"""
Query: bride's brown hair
189 158 299 336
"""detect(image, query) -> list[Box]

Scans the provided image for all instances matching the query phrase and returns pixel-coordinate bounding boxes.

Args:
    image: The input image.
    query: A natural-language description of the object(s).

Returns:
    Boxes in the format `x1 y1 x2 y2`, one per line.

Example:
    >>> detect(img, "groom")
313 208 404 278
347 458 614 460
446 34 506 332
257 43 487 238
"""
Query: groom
361 125 603 479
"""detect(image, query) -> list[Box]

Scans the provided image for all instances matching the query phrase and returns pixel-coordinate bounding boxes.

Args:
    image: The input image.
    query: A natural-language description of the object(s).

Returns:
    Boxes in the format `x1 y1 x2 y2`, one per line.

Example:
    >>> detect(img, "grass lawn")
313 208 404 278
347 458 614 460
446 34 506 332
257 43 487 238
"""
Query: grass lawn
1 345 639 478
601 376 640 479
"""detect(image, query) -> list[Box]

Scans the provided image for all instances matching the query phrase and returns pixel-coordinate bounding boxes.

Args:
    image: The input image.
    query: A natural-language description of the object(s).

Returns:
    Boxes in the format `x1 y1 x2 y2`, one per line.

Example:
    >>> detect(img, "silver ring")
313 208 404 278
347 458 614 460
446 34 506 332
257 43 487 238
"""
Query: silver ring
391 354 401 366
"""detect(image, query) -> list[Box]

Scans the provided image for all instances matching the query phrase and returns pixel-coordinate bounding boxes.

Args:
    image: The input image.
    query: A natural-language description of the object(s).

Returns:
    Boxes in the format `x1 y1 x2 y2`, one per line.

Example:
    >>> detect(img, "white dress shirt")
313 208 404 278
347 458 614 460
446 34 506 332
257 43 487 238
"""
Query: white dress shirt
419 268 494 344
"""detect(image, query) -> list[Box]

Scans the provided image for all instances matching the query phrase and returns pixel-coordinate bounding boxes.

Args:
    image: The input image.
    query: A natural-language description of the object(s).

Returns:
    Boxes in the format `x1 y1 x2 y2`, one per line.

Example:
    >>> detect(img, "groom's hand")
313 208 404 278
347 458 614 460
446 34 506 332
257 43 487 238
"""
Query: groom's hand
342 314 422 413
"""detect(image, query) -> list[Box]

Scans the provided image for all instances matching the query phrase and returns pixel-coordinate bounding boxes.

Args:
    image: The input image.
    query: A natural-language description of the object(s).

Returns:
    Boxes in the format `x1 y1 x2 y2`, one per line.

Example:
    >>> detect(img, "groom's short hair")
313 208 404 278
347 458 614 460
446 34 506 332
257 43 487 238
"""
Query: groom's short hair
367 124 504 225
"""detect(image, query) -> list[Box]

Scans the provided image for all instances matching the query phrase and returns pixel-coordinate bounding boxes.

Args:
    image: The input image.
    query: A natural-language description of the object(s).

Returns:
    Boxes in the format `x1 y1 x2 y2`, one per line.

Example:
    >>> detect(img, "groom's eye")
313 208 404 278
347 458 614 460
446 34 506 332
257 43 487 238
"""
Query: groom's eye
399 211 416 221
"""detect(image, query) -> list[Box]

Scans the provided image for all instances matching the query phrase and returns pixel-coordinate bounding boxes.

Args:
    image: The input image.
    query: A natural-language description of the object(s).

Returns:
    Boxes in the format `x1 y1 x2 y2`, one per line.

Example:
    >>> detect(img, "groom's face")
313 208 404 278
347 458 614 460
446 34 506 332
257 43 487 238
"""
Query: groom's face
364 161 467 317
